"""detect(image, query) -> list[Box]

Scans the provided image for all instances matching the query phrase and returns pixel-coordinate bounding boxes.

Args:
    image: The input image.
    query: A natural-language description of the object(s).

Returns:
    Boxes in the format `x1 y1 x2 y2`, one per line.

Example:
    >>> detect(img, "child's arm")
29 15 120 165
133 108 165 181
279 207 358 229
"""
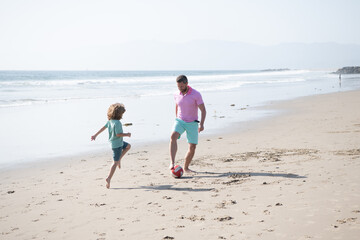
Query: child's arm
91 126 107 141
116 132 131 138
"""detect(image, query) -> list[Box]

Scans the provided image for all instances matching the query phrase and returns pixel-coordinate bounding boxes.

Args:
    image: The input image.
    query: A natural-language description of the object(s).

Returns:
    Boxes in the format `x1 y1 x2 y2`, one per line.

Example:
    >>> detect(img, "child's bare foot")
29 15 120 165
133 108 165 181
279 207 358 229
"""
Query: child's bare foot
106 178 110 189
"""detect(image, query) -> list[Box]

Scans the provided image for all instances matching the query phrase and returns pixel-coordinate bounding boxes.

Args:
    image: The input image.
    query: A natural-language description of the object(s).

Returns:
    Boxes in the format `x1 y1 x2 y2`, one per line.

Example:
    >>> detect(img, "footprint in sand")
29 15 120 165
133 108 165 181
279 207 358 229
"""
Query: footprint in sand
155 228 166 231
94 232 106 240
90 203 106 207
216 200 237 209
336 217 357 224
215 216 233 222
263 210 270 215
163 236 174 240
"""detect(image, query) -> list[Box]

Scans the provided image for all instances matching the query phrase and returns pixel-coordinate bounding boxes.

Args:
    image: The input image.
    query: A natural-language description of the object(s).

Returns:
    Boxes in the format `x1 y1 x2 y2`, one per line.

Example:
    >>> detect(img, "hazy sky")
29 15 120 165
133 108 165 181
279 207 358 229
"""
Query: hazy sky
0 0 359 70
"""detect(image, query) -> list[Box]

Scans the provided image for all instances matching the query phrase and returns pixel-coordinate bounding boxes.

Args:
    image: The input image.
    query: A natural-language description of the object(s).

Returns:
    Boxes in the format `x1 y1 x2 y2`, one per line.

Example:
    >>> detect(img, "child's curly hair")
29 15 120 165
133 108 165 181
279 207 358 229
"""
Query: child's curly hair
107 103 126 120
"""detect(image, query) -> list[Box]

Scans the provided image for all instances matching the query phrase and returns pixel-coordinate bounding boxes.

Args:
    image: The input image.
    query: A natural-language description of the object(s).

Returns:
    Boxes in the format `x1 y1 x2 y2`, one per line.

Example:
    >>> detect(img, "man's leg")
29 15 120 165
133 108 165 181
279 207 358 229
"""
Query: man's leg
183 121 199 173
184 143 196 172
169 131 180 169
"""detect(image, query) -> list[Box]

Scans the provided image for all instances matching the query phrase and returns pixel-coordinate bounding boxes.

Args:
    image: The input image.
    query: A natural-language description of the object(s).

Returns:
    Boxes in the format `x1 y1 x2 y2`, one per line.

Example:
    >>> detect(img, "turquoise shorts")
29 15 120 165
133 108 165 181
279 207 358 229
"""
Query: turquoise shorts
112 141 129 161
173 118 199 144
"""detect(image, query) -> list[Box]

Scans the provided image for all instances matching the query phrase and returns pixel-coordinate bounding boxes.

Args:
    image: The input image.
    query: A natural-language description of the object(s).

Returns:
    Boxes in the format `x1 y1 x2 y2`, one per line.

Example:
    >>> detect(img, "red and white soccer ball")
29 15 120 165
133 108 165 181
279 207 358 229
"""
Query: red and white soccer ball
171 165 184 178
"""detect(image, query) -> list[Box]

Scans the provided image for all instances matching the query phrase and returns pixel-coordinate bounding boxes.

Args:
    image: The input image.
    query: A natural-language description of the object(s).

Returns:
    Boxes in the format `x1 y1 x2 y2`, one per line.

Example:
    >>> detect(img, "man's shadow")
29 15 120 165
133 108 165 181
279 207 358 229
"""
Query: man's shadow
194 171 306 179
111 171 306 192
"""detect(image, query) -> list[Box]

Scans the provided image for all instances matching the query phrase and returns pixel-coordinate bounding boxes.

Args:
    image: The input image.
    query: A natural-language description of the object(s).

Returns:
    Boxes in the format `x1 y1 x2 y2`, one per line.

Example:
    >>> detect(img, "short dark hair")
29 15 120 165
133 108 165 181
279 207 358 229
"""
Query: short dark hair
176 75 188 84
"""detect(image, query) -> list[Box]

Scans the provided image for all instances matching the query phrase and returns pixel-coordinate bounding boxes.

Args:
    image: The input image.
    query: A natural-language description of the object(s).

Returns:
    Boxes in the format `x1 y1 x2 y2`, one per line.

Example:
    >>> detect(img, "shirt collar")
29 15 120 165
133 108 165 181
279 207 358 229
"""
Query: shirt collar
179 86 192 96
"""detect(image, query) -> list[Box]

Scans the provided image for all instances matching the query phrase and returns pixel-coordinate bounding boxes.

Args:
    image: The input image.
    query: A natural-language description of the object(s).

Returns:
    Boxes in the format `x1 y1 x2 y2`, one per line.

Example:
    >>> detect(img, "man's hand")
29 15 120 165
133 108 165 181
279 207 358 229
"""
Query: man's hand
198 124 204 133
198 104 206 133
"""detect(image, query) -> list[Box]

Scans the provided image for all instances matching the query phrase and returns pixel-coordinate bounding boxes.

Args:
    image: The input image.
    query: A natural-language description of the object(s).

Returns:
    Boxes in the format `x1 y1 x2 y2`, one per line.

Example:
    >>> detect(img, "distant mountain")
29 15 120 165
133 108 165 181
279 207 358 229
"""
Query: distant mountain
335 66 360 74
104 41 360 70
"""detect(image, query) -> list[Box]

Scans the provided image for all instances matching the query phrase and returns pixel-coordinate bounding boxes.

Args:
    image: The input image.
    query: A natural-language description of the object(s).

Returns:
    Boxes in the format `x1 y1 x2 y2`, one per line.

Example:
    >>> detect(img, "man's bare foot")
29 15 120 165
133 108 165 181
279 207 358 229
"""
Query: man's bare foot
169 162 174 170
106 178 110 189
184 168 197 174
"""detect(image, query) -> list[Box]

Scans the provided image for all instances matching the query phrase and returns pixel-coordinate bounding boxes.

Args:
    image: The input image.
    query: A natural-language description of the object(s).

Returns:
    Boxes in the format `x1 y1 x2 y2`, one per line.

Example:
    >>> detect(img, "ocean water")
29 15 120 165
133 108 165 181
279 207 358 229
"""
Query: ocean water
0 70 359 169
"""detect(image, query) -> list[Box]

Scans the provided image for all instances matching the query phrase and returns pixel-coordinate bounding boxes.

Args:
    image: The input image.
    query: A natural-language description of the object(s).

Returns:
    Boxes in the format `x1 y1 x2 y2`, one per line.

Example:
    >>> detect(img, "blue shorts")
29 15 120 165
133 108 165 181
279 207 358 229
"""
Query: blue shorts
173 118 199 144
112 142 129 161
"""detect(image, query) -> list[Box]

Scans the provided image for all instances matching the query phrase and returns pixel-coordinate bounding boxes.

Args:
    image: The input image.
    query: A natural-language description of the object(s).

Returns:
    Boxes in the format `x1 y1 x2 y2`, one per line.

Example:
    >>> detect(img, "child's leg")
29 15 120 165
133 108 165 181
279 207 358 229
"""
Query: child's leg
106 161 119 189
118 143 131 168
107 147 122 188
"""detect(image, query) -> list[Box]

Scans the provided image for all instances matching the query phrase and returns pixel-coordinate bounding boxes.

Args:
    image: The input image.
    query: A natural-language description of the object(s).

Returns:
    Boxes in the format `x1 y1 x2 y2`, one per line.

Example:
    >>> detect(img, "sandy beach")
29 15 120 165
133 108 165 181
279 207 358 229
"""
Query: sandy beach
1 90 360 240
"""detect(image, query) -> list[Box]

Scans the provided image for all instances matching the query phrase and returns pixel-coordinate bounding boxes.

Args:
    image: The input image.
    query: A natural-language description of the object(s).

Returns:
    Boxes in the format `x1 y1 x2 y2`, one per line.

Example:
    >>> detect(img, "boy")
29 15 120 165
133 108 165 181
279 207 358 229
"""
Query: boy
91 103 131 188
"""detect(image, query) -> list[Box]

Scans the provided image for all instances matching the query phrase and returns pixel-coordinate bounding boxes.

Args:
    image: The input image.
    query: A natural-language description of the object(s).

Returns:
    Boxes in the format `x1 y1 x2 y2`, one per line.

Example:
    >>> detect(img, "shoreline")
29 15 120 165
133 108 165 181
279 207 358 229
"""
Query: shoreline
1 90 359 239
1 89 357 173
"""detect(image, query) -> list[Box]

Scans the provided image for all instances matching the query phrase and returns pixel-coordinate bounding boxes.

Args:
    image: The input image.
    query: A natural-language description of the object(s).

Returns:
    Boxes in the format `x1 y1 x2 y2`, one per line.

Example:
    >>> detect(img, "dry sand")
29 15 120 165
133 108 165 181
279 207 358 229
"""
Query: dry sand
1 90 360 240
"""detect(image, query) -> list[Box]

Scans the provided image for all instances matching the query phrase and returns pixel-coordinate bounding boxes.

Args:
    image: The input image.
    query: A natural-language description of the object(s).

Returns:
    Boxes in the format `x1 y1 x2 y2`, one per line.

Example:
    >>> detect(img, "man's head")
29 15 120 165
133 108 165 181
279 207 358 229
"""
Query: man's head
176 75 188 94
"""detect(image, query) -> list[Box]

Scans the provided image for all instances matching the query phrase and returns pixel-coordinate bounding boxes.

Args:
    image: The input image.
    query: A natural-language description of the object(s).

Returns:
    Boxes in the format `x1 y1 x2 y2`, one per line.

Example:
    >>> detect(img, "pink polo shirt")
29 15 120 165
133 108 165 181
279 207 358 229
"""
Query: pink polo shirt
174 86 204 122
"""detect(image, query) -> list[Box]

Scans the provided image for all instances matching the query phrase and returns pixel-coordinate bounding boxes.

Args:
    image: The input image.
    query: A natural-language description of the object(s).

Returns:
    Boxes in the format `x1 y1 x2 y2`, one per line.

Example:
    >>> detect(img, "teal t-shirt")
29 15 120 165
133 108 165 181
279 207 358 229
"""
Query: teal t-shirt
105 120 123 148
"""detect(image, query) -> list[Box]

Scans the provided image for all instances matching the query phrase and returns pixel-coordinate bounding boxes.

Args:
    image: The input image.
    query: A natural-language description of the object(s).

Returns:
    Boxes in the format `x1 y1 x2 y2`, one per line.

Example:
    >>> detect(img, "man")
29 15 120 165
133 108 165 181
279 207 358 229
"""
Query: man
169 75 206 173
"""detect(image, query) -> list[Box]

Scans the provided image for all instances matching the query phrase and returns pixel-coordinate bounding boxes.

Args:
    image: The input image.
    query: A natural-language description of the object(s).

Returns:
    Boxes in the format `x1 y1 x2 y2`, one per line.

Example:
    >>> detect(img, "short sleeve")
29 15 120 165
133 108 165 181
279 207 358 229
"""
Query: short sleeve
195 92 204 106
114 121 123 135
104 121 109 128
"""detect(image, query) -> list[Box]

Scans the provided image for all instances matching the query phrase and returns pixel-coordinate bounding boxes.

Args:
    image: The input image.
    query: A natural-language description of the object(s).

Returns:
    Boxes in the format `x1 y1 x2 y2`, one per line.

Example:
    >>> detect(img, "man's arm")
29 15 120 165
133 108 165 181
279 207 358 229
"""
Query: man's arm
198 103 206 133
175 104 178 117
